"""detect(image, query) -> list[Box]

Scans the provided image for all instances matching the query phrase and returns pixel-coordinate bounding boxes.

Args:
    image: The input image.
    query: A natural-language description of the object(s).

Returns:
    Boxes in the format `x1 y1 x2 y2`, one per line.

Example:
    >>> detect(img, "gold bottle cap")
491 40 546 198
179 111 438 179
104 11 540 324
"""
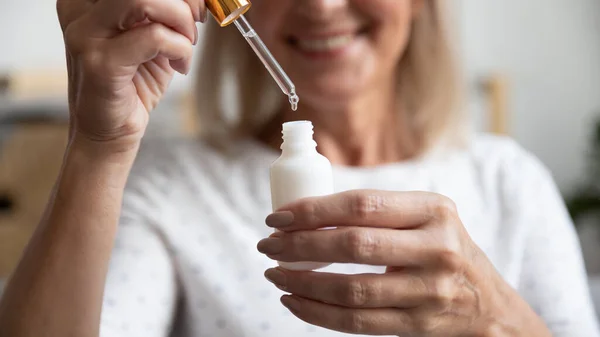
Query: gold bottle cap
206 0 252 27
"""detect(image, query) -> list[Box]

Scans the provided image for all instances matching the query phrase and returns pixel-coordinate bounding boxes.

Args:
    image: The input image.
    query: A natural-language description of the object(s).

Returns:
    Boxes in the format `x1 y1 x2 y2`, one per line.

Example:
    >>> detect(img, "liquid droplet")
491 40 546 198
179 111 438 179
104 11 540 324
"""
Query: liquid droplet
288 91 299 111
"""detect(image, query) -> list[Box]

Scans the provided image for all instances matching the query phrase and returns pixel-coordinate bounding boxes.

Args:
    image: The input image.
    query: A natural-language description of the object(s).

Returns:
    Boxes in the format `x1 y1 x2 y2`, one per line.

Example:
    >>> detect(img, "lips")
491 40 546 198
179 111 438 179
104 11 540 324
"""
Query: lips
287 25 370 55
294 34 355 53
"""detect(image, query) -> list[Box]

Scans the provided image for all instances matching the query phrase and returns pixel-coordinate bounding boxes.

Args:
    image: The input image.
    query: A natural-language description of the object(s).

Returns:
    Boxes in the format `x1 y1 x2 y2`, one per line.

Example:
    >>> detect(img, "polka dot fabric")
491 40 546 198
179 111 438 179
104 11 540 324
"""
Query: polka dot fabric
99 135 600 337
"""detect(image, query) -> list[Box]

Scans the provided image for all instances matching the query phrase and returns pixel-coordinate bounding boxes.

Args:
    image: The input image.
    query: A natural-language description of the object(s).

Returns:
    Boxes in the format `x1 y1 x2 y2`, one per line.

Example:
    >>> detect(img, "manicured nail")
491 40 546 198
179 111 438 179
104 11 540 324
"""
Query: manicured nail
192 7 200 21
264 268 287 290
281 295 301 312
266 211 294 228
257 238 284 255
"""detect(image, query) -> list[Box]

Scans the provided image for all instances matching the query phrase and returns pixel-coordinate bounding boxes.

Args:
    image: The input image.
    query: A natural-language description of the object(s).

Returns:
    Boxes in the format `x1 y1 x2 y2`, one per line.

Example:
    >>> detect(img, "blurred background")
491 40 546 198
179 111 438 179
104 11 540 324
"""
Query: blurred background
0 0 599 318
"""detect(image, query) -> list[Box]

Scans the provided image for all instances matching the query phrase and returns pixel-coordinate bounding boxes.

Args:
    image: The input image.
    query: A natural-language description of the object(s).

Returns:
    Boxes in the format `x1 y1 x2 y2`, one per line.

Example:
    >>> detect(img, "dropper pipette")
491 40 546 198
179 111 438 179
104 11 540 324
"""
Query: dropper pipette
204 0 299 111
233 15 299 111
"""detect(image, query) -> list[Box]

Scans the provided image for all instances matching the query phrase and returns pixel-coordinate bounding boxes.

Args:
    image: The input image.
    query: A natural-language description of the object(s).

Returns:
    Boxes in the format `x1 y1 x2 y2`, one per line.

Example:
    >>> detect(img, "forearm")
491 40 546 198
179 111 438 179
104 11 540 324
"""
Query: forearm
0 137 138 337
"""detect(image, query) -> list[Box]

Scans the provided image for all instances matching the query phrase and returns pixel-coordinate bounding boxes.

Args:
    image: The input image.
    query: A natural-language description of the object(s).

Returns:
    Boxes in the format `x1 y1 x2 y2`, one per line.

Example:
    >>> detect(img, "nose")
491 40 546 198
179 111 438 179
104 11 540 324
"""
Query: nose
296 0 349 20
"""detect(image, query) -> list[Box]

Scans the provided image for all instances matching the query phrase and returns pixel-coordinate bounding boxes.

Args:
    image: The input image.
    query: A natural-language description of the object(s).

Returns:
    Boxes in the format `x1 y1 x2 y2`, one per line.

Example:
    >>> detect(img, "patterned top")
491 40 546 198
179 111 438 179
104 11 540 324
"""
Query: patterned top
99 134 600 337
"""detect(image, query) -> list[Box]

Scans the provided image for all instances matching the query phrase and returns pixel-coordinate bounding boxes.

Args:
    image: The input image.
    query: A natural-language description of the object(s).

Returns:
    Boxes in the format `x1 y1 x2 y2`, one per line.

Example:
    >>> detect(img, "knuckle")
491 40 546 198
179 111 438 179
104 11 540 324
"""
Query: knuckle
63 25 88 56
434 245 464 271
431 194 458 221
350 192 383 220
297 199 314 214
295 199 318 225
342 229 377 262
338 279 369 307
414 317 438 335
428 276 456 307
340 312 367 333
289 232 311 259
81 50 109 77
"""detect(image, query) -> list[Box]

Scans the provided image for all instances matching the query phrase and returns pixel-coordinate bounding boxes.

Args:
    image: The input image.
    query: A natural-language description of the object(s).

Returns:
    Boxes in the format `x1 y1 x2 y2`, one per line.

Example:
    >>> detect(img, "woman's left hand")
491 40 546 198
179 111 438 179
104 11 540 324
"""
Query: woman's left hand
257 190 550 336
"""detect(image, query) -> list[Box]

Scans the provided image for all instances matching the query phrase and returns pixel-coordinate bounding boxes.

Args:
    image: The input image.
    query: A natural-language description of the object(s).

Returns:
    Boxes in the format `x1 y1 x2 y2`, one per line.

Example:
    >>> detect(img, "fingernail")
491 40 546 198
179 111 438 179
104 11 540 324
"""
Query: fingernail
264 268 287 290
266 211 294 228
170 59 187 75
193 26 198 45
200 9 208 23
192 7 200 21
281 295 301 312
257 237 284 255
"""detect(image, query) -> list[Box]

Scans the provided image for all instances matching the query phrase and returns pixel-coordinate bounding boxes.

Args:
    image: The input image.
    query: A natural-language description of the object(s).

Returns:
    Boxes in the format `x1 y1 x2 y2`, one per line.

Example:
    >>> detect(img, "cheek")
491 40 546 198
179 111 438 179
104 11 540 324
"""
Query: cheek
246 1 290 44
364 0 413 59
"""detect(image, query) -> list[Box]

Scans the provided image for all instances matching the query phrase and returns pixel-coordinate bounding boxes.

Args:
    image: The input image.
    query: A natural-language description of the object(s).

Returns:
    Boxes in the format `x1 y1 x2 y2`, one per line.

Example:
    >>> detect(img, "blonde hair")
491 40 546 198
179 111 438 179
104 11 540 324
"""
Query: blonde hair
195 0 465 155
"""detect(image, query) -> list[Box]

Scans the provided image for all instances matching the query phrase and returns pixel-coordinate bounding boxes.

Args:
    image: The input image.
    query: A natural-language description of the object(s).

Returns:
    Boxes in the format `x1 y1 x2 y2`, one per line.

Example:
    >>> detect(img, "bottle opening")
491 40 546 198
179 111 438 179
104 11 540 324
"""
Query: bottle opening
281 121 316 149
283 120 312 131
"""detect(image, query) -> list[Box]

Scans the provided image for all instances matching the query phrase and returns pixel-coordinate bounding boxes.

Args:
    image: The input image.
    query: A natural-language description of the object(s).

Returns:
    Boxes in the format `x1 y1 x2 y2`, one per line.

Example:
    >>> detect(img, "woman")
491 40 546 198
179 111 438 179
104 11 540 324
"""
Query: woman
0 0 598 336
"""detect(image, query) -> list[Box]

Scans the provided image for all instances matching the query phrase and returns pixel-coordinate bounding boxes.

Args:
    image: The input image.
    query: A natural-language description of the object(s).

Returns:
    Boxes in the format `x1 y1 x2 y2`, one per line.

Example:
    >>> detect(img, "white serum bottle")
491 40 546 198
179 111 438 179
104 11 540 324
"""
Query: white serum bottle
270 121 333 271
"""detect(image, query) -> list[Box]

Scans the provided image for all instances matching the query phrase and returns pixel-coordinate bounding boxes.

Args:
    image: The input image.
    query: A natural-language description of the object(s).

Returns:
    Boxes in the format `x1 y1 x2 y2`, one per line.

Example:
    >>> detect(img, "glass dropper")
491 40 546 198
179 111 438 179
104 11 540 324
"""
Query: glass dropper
233 15 299 111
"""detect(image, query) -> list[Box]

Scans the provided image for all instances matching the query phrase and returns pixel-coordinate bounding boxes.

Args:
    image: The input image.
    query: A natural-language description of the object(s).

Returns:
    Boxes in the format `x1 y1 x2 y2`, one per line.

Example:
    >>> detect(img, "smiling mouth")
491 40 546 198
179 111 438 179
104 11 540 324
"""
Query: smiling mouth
287 27 370 53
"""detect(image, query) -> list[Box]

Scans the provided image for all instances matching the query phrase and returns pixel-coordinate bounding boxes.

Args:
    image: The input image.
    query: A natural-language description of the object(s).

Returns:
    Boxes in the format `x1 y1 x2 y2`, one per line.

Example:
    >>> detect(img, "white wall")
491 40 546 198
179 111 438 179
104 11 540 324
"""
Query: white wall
455 0 600 192
0 0 65 70
2 0 600 192
0 0 198 92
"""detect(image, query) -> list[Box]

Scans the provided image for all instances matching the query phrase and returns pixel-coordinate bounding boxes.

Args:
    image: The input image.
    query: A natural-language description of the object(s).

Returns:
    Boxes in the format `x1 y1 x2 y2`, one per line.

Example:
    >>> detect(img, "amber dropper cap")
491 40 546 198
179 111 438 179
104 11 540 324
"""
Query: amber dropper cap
205 0 252 27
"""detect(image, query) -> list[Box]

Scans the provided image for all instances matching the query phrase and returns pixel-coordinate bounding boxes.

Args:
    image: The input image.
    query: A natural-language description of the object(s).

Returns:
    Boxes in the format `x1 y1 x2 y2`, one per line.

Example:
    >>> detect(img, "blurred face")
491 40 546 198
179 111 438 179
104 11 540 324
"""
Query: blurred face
248 0 419 110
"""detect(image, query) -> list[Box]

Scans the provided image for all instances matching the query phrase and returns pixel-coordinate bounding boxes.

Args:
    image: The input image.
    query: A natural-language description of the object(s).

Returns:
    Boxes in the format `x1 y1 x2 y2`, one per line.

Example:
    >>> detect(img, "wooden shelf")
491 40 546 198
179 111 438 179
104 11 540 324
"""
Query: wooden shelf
0 123 69 278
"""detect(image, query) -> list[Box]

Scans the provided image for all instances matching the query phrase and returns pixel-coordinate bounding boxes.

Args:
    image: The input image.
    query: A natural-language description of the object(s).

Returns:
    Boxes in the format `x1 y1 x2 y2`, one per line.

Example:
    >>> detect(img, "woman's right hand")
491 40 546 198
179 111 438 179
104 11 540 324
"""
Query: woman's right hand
57 0 206 151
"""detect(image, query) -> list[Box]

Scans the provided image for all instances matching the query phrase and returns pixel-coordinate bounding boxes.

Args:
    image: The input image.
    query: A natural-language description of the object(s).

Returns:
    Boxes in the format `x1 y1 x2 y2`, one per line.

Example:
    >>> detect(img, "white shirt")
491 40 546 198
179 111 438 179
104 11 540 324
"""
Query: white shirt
99 134 600 337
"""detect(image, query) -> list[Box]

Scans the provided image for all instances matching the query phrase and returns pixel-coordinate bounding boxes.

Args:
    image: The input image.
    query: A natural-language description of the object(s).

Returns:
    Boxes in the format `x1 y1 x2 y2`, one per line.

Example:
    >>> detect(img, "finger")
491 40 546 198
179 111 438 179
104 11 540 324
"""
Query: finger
183 0 207 22
280 295 410 335
265 268 427 309
88 0 197 43
133 57 174 110
100 23 193 75
259 227 440 266
267 190 457 231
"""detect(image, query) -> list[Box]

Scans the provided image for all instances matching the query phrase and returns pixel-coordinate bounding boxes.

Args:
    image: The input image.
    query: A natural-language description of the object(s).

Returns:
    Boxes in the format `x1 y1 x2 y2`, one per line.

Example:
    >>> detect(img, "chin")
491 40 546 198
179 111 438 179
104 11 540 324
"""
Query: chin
298 87 362 112
295 73 371 111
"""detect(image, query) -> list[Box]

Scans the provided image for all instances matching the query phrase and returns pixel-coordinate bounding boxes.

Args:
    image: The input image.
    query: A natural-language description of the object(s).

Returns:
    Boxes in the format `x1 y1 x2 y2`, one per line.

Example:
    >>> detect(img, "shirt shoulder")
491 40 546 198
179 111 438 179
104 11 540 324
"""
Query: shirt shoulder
462 134 573 265
466 133 557 204
469 133 547 173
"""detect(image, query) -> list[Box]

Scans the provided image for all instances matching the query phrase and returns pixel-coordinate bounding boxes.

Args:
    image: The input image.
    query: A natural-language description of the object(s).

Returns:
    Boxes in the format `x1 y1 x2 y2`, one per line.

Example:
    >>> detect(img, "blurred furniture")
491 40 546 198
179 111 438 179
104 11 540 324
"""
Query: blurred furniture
0 69 68 101
480 74 509 135
0 69 70 278
0 121 69 278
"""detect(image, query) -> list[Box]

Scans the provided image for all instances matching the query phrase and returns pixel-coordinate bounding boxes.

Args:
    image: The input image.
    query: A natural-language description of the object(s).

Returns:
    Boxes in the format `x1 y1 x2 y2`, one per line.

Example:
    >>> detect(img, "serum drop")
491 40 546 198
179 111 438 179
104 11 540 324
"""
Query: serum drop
270 121 333 271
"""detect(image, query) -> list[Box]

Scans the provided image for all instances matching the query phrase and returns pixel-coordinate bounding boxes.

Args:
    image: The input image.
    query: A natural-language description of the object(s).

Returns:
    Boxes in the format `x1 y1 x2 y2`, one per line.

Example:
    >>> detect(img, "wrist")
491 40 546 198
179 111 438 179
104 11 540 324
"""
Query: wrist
61 133 141 189
68 131 141 164
477 280 551 337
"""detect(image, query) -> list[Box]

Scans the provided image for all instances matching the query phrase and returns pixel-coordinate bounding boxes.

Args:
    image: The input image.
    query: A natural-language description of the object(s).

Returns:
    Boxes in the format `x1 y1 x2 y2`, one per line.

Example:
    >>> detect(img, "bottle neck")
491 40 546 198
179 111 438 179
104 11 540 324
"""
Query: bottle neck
281 139 317 154
280 121 318 154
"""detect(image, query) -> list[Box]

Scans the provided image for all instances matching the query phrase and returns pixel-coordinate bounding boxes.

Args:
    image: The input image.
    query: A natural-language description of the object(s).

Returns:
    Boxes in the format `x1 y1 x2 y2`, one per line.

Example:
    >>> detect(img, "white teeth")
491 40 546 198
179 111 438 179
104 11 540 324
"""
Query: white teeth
296 35 354 52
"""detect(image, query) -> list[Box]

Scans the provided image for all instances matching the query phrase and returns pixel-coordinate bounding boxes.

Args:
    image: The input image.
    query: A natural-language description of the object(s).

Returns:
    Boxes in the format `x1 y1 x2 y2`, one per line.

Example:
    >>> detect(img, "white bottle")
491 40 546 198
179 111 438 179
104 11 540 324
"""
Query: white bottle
270 121 333 271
